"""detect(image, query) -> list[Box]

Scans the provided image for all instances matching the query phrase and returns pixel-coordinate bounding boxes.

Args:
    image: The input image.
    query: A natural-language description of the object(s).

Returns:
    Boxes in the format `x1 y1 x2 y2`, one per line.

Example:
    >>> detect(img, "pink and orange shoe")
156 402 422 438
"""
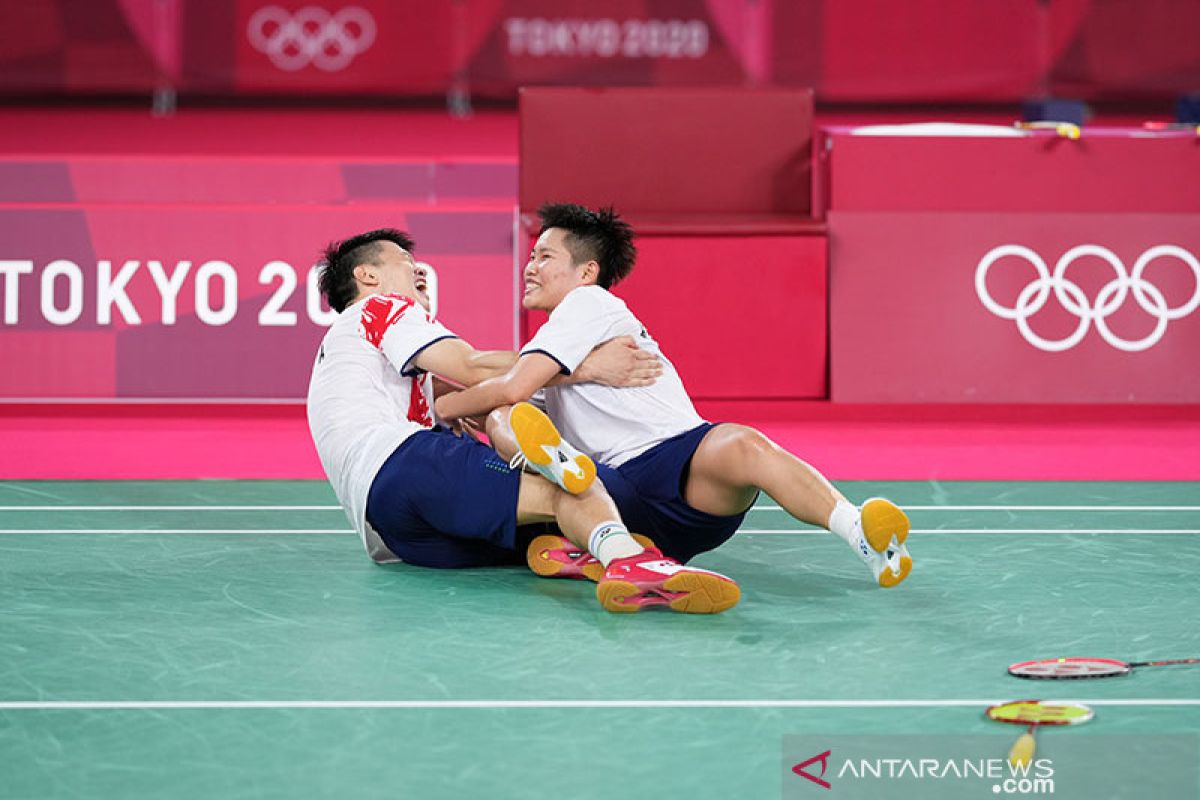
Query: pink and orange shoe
596 548 741 614
526 533 656 583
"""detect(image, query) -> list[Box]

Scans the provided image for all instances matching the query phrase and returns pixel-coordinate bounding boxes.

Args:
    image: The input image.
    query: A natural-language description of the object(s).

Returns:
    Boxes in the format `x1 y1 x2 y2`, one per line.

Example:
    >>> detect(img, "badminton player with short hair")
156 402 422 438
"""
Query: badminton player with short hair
306 228 740 613
434 204 914 600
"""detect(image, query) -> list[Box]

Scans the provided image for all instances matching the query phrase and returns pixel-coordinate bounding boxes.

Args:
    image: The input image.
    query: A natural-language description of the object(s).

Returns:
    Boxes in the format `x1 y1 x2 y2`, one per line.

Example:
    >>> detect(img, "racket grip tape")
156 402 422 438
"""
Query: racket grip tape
1009 732 1036 768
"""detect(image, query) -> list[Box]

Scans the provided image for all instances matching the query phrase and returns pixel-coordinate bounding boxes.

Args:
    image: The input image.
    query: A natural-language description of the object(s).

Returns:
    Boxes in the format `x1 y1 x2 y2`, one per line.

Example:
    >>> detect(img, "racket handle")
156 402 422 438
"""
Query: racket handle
1009 731 1036 768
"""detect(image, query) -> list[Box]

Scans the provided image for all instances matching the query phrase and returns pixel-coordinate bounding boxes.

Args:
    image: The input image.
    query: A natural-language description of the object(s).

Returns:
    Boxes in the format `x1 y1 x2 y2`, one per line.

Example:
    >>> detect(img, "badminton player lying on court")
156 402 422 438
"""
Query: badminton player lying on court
434 204 914 601
306 228 741 613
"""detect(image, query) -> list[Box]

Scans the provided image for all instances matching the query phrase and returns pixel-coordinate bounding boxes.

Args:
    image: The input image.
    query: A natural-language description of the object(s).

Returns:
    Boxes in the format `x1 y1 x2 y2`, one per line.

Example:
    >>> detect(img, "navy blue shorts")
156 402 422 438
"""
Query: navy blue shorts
596 423 751 564
366 428 528 569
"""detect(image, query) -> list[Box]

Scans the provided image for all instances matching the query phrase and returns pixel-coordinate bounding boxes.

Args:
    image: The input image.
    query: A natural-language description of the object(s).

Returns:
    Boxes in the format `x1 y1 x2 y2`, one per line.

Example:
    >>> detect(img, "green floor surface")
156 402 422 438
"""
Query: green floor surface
1 481 1197 799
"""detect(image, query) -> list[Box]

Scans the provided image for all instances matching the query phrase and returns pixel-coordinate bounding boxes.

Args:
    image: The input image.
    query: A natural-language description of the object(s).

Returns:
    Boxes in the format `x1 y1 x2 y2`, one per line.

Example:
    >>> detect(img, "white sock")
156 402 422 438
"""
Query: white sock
588 522 644 566
827 500 860 545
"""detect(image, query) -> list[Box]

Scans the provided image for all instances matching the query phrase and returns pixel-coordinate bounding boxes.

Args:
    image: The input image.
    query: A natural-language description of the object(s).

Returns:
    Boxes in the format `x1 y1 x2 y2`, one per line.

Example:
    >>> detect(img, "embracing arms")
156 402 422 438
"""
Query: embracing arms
428 336 659 421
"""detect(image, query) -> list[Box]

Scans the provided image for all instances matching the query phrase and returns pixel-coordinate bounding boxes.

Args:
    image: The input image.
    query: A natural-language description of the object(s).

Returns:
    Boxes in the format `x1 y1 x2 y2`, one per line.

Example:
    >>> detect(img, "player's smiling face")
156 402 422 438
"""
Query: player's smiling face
357 240 421 304
523 227 595 312
411 262 431 312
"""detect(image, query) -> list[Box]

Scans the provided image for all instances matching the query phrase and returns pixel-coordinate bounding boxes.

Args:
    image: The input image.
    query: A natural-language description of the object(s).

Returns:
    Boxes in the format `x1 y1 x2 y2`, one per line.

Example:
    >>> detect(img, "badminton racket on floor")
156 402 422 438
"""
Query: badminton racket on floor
986 700 1093 767
1015 121 1082 139
1009 657 1200 680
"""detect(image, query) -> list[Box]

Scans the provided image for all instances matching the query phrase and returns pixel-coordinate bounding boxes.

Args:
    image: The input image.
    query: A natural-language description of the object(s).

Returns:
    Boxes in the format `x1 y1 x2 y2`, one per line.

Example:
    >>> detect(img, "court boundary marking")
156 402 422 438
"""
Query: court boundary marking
745 529 1200 535
0 504 1197 512
2 528 1198 535
2 699 1197 711
757 505 1200 513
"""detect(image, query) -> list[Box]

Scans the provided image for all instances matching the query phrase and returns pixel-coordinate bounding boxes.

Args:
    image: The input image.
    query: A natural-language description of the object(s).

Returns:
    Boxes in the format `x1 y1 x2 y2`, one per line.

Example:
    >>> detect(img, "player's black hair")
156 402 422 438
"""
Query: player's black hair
537 203 636 289
318 228 415 313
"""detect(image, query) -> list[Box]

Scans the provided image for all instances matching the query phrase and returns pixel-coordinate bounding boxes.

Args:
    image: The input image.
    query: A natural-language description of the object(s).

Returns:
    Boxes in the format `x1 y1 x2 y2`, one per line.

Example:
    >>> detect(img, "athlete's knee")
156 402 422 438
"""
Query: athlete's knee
549 480 616 528
560 479 611 506
485 406 512 441
715 424 774 463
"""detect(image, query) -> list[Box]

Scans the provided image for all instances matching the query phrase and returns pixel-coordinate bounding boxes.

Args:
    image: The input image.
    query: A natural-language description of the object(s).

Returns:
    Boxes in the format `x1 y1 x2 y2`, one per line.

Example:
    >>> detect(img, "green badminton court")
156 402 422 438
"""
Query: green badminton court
2 480 1198 799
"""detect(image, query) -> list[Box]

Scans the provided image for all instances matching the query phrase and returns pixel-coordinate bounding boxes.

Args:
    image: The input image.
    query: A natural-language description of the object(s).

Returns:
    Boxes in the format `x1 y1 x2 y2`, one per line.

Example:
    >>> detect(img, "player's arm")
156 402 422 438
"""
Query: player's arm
433 352 561 421
430 336 655 390
409 339 519 388
364 295 514 388
433 335 661 420
564 335 661 387
430 376 460 400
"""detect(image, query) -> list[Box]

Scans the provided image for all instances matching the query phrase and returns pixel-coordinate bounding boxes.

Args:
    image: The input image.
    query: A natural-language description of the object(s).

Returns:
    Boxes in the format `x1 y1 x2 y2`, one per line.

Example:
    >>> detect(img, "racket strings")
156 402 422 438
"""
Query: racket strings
987 701 1094 726
1010 657 1129 679
987 700 1093 770
1010 656 1200 680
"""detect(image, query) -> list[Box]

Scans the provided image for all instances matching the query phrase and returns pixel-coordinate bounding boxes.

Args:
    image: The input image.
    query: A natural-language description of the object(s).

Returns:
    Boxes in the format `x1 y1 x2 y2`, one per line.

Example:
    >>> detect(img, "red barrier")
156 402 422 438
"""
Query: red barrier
1050 0 1200 100
614 235 826 399
825 128 1200 403
520 86 815 219
4 0 1199 102
0 0 174 93
460 0 758 97
824 131 1199 214
522 233 828 400
519 87 827 400
0 156 516 205
774 0 1043 102
188 0 455 95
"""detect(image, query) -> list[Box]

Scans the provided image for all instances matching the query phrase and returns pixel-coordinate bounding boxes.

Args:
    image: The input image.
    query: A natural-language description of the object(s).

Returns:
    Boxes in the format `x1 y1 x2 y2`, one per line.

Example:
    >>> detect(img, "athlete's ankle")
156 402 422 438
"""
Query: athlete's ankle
588 522 644 566
827 500 860 545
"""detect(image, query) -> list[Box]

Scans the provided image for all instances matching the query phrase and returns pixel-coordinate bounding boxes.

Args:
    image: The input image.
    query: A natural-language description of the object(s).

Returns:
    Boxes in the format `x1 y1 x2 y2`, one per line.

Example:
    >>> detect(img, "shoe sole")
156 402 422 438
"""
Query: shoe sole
861 498 913 588
510 403 596 494
878 553 913 589
596 572 741 614
527 533 656 582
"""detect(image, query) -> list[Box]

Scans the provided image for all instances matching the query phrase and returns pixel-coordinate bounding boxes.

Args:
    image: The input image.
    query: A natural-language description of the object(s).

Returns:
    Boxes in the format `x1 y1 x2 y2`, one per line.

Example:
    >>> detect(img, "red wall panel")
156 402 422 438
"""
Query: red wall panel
5 0 1200 102
825 130 1200 403
520 87 813 217
523 233 828 399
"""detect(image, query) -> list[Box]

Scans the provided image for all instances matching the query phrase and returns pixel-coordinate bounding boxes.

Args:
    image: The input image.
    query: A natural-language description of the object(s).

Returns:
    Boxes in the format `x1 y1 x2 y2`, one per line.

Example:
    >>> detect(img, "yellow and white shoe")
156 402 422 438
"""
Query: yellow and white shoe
856 498 913 588
508 402 596 495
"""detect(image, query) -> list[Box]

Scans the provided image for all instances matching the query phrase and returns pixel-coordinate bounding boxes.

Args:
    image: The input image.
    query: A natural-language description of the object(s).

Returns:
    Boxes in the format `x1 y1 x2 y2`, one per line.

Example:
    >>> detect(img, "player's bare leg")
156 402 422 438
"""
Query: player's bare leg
685 425 912 587
509 410 740 612
501 407 602 576
486 406 521 463
515 472 621 551
684 424 841 523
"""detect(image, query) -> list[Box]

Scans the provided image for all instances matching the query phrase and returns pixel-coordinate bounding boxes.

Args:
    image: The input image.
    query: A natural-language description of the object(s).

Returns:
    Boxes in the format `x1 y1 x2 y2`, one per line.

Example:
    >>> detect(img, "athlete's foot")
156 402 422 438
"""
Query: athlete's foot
596 548 741 614
854 497 913 588
508 402 596 494
526 533 656 582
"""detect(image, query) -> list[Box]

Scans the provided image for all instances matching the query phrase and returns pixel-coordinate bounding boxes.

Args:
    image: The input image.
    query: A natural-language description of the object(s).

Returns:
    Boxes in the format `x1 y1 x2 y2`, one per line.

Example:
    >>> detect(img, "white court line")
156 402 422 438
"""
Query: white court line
0 505 342 512
1 698 1196 711
0 529 352 534
0 504 1197 512
744 529 1200 535
753 505 1200 513
2 528 1199 535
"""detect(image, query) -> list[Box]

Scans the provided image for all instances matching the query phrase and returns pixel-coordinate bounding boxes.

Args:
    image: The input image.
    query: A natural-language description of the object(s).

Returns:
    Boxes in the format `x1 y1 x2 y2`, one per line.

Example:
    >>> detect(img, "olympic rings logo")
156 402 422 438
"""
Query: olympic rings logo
247 6 376 72
975 244 1200 352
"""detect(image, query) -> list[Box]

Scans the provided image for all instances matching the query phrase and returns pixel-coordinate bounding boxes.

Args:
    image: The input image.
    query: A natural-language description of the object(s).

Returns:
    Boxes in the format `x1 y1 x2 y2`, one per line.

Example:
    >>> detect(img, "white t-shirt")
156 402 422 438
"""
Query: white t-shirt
521 285 704 467
307 293 455 562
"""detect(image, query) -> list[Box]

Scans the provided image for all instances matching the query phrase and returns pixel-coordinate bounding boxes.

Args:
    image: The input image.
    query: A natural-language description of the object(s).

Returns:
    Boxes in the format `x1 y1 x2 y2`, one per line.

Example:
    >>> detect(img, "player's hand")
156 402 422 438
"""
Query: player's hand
576 335 662 388
446 415 482 441
433 393 453 421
